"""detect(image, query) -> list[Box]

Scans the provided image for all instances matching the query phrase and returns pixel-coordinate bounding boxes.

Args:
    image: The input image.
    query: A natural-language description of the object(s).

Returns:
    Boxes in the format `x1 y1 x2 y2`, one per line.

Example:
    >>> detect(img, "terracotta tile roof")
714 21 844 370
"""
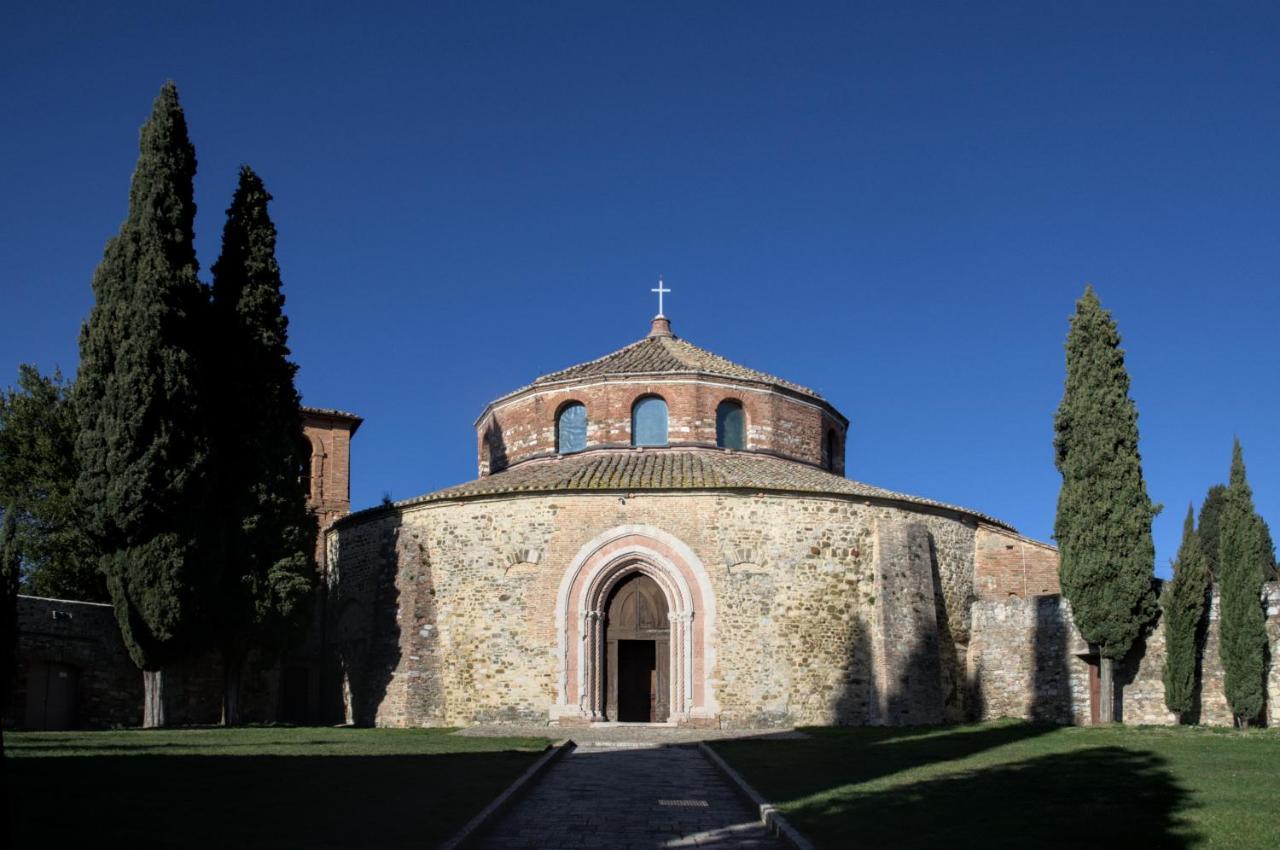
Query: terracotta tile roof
530 333 823 399
302 405 364 434
343 448 1013 530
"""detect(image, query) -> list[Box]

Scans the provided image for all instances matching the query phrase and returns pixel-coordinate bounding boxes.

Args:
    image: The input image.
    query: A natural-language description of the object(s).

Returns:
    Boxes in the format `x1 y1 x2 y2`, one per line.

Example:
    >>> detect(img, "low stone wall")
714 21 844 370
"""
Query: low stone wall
6 596 142 728
968 583 1280 726
5 595 285 729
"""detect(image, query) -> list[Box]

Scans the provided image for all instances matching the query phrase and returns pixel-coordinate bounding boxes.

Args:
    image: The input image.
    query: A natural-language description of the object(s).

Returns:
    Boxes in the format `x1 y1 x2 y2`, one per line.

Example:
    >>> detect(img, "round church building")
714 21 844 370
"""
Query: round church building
327 314 1024 728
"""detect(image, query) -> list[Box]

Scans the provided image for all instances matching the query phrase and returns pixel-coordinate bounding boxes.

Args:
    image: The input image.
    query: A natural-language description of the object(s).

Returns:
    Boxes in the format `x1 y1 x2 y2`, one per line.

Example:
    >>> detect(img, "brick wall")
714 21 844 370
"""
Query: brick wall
974 525 1061 599
477 378 846 476
303 411 357 531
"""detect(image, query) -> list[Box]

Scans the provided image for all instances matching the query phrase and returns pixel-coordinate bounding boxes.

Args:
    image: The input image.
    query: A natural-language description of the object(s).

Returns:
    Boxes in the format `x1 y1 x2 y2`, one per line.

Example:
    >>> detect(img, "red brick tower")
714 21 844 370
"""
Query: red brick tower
302 406 362 568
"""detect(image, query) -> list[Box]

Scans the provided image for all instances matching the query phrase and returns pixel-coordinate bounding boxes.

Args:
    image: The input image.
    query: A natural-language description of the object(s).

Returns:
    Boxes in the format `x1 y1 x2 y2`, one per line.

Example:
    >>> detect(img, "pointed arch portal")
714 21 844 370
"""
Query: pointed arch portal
554 525 717 724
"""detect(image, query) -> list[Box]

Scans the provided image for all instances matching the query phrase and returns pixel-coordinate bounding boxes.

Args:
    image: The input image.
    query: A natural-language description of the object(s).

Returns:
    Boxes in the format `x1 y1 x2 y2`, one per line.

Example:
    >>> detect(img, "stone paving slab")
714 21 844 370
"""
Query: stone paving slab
474 743 787 850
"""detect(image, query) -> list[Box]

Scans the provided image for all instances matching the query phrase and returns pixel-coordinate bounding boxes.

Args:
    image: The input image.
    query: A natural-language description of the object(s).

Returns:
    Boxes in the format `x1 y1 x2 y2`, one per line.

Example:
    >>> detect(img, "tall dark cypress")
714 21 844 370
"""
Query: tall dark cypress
1053 286 1159 723
1198 484 1228 579
210 166 316 725
1161 505 1209 721
75 82 215 727
1217 440 1272 726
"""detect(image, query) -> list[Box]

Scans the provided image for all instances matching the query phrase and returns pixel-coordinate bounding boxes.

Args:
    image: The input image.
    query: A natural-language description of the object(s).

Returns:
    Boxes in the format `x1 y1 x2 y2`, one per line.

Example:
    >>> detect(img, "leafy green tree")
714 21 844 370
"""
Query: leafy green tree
1 506 19 689
75 82 217 727
1198 484 1227 579
1160 505 1209 721
1 505 19 825
0 366 103 601
1053 286 1159 723
209 166 316 724
1217 440 1273 727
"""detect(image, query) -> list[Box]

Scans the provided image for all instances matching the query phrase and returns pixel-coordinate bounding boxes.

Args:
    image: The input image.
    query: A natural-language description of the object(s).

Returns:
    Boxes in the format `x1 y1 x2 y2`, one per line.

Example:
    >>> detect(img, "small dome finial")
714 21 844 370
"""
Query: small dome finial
648 315 673 337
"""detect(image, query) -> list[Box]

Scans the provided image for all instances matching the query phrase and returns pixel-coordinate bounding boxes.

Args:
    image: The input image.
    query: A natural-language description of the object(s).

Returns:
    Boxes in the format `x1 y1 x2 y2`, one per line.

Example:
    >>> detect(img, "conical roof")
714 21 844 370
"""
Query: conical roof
337 447 1015 531
528 316 822 400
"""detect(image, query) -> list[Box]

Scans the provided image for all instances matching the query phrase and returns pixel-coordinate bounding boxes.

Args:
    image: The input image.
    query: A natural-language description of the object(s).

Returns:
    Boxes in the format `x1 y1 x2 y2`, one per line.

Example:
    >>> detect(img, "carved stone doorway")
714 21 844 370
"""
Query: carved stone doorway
605 573 670 722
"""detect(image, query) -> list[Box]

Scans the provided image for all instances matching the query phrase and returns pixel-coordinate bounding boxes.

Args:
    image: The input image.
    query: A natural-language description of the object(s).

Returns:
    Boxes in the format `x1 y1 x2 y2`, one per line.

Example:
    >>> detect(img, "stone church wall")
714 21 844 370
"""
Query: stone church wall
328 491 981 728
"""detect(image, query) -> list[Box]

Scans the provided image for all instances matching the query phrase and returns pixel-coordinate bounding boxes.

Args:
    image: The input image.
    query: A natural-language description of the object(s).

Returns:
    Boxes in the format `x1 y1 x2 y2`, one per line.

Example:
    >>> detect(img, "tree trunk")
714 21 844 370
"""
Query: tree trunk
1098 656 1115 724
143 669 166 728
222 649 244 727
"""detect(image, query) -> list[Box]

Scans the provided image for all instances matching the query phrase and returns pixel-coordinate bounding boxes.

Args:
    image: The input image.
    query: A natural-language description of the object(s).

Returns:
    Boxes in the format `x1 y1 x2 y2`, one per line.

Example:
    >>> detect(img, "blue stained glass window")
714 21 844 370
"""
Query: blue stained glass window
716 400 745 449
631 396 668 446
557 402 588 454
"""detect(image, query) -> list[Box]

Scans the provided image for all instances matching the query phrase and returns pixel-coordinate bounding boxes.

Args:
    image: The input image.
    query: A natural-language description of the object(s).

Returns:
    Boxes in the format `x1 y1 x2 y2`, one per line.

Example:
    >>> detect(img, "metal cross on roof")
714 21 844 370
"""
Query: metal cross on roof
651 277 671 317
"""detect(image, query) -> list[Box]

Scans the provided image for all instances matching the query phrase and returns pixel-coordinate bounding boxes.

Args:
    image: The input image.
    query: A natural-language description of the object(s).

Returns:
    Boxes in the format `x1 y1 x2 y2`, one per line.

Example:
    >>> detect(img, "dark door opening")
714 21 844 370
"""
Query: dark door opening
617 640 657 722
603 572 671 722
280 666 312 723
1085 654 1101 725
24 661 79 730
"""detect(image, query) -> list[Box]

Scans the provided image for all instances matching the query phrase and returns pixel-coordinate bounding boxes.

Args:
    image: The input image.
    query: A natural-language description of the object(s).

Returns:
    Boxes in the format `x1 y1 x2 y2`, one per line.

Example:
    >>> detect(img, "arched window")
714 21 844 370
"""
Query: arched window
484 427 504 474
304 436 322 499
716 400 745 450
557 402 588 454
823 428 839 471
631 395 668 446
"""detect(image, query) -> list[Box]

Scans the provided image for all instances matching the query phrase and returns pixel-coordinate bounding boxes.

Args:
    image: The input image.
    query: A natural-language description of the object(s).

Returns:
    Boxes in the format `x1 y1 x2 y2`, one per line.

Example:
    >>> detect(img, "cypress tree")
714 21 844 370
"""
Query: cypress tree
210 166 316 725
1198 484 1227 579
75 82 216 727
1217 440 1272 727
1161 505 1209 721
1053 286 1159 723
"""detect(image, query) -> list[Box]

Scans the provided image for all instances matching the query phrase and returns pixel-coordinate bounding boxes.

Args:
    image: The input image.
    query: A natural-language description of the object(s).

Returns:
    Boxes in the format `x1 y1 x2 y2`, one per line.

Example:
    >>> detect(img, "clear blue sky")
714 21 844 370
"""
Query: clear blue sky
3 2 1277 578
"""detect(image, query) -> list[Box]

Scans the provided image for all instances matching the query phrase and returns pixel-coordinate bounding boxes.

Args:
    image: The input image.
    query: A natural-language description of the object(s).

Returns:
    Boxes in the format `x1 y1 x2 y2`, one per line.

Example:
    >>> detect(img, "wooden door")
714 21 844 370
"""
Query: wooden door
604 574 671 722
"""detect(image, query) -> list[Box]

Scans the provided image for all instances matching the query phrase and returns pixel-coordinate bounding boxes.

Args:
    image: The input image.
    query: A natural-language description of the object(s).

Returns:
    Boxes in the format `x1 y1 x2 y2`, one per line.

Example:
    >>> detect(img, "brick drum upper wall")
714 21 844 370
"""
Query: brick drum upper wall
478 378 846 476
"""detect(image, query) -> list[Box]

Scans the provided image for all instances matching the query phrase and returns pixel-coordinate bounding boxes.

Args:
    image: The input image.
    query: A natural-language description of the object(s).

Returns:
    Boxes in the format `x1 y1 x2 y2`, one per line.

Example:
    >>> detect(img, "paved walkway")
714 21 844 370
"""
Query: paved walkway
475 743 787 850
456 724 807 745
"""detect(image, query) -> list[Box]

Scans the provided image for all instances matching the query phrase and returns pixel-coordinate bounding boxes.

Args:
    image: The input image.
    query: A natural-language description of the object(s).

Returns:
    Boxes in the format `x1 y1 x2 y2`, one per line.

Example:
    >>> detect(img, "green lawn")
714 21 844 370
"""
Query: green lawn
711 722 1280 849
5 726 553 849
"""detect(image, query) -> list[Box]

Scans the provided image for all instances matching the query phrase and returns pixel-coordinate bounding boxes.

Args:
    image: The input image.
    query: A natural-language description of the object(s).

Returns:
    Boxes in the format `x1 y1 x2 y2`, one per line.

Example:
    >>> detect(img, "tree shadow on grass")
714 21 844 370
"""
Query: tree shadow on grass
715 721 1058 804
9 748 545 850
786 745 1197 849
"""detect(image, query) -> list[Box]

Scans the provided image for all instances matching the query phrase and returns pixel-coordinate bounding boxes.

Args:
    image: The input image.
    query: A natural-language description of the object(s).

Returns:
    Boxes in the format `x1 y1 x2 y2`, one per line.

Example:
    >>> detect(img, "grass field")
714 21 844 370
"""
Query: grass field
5 726 553 849
710 722 1280 849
